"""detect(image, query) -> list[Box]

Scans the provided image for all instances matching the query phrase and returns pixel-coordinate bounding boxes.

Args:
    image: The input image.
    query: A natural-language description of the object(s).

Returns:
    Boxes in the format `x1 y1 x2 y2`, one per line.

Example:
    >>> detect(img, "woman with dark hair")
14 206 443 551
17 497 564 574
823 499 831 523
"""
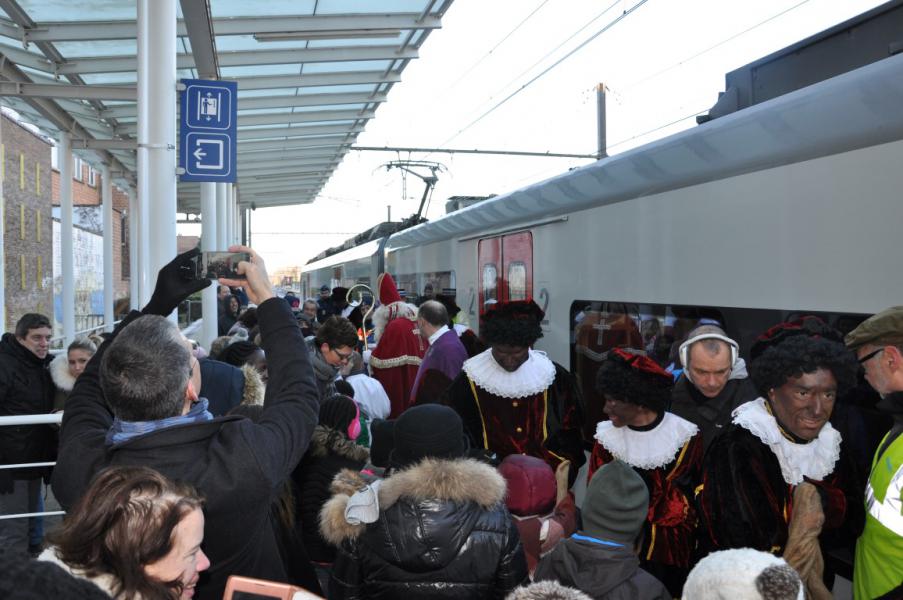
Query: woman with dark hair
39 465 209 599
218 340 267 385
218 294 240 336
293 394 368 592
698 323 864 597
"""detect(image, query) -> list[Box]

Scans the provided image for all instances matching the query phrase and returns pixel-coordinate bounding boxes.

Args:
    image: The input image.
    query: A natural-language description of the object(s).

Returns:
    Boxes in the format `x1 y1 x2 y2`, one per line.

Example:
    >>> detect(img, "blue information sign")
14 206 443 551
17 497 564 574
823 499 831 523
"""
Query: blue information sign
179 79 237 182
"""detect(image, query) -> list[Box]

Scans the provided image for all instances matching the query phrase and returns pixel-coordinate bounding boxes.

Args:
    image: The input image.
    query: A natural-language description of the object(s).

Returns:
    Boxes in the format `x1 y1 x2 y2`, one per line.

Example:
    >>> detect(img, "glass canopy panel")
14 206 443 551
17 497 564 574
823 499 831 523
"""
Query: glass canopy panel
302 60 392 73
211 0 317 18
315 0 433 14
216 35 316 53
80 73 137 84
220 64 301 77
53 40 137 58
16 0 138 22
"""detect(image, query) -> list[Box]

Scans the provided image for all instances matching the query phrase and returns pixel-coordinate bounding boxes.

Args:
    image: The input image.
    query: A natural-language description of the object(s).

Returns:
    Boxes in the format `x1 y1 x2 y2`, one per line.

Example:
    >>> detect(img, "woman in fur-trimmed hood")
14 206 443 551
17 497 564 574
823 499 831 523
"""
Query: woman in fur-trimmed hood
319 404 528 599
293 395 369 565
49 338 97 411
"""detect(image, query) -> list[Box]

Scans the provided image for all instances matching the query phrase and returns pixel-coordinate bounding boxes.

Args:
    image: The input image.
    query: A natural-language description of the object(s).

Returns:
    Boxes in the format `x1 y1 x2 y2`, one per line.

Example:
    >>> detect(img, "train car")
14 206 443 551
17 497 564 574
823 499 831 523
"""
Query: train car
304 50 903 417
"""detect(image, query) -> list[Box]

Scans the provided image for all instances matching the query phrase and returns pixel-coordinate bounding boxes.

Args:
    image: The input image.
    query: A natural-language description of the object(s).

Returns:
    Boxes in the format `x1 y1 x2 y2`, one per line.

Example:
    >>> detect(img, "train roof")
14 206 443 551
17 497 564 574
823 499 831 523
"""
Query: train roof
386 52 903 250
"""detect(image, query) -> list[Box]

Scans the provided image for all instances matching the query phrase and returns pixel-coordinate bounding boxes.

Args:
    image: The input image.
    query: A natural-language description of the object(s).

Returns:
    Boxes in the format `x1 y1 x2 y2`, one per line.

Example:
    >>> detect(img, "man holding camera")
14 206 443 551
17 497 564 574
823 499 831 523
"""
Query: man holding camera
52 247 321 599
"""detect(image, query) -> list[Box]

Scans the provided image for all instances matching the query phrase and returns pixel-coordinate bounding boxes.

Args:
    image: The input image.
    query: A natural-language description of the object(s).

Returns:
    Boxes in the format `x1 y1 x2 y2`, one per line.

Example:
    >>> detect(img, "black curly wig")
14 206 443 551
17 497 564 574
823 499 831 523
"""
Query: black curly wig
595 353 673 413
481 316 543 347
750 334 858 398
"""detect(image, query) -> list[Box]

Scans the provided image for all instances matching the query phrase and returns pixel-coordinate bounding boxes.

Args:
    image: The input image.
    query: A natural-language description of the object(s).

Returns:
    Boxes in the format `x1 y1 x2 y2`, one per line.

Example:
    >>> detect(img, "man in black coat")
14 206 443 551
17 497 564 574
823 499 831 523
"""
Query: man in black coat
52 247 320 600
0 313 55 553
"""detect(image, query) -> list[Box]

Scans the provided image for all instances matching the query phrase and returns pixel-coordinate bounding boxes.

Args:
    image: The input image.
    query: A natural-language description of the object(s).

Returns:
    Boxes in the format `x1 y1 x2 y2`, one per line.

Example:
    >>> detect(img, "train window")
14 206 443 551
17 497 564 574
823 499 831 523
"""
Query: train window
393 271 455 305
482 264 498 306
507 262 527 301
568 299 887 472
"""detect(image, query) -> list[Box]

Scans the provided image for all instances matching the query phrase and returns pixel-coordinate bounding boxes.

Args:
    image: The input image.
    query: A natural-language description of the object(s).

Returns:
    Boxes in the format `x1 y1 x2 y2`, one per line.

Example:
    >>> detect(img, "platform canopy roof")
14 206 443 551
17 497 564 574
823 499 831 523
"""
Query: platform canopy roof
0 0 453 211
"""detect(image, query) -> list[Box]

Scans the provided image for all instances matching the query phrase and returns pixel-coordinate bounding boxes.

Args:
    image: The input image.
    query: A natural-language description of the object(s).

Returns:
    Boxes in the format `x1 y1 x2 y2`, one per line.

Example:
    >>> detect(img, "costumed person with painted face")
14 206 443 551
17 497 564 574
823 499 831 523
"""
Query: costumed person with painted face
698 320 864 600
587 349 703 596
369 273 427 417
443 300 585 479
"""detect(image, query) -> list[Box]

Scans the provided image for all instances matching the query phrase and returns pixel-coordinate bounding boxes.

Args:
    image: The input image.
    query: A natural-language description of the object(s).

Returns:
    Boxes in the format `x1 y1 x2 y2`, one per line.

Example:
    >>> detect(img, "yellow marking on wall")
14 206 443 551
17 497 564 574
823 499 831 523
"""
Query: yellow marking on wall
36 210 41 242
19 153 24 190
36 255 42 290
19 254 25 289
19 204 25 240
35 163 40 195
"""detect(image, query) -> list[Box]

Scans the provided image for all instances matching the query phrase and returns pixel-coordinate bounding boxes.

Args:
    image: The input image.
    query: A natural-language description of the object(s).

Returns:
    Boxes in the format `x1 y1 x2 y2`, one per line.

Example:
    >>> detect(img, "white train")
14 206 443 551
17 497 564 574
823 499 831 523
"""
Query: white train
303 51 903 380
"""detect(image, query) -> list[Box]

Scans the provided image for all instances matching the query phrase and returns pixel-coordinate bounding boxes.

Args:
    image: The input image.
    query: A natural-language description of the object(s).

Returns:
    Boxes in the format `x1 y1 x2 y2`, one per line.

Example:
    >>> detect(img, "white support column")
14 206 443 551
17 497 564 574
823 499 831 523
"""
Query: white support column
200 183 217 351
232 187 240 245
227 184 235 245
216 182 228 249
102 165 114 332
59 133 75 346
141 0 177 319
128 187 139 310
136 0 151 307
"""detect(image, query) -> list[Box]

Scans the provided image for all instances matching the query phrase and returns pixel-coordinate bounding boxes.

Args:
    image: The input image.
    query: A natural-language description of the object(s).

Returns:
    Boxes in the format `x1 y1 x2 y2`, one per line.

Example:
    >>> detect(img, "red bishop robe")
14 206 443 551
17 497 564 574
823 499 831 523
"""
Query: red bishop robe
370 317 427 418
588 412 703 597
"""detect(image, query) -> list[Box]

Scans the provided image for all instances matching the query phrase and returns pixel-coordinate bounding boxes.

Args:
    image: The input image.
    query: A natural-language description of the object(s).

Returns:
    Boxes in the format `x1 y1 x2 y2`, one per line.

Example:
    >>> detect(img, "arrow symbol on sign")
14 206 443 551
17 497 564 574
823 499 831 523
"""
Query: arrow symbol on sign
193 146 206 161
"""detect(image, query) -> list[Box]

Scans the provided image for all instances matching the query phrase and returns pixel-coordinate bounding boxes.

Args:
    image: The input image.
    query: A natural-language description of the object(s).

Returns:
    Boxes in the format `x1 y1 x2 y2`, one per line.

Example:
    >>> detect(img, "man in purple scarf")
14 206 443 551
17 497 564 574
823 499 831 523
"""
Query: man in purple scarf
411 300 468 405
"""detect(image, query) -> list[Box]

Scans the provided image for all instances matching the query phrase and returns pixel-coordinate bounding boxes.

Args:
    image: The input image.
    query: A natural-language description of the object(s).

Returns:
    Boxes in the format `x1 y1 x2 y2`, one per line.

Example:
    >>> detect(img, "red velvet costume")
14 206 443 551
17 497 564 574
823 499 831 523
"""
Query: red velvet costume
588 414 703 580
697 398 864 558
445 351 585 474
369 274 426 418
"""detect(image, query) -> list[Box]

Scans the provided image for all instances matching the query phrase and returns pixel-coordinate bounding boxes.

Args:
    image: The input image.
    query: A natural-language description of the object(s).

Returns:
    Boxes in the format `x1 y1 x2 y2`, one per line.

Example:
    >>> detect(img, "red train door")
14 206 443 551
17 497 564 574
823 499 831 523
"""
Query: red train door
502 231 533 302
477 237 501 315
478 231 533 316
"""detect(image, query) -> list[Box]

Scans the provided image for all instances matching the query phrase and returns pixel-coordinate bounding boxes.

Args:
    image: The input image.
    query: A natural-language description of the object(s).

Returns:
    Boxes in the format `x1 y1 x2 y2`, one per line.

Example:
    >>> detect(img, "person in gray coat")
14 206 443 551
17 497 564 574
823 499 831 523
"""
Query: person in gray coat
533 460 671 600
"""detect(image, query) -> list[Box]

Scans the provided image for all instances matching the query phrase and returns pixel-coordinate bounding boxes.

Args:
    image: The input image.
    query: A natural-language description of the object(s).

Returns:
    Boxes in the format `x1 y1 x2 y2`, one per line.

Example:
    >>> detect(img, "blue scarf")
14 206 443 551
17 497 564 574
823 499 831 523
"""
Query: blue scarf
106 398 214 447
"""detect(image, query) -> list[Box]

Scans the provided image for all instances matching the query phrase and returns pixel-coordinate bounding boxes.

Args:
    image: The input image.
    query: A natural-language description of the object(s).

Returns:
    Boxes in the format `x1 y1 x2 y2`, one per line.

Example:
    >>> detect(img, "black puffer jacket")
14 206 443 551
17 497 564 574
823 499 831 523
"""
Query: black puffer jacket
0 333 55 479
293 425 368 563
320 458 528 599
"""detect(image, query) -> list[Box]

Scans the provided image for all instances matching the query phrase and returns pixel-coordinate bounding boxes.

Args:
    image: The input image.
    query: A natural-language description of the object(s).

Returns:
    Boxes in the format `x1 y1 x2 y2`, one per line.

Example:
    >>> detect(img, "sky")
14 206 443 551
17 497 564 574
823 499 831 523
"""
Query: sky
185 0 888 272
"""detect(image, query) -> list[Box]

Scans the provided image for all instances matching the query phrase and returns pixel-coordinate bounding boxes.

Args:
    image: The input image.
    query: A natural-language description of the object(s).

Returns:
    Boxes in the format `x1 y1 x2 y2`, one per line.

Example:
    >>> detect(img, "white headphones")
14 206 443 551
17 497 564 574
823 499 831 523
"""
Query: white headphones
679 333 739 382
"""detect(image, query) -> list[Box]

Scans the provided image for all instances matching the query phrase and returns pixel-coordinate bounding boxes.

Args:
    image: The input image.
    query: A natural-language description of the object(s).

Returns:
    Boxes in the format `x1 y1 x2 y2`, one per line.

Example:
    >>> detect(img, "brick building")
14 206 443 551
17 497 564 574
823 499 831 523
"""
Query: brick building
1 114 53 333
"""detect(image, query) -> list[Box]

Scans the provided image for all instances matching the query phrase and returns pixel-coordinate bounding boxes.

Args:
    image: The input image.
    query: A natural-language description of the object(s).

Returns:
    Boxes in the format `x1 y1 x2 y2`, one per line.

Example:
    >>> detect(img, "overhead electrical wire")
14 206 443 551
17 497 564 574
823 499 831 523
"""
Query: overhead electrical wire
435 0 650 150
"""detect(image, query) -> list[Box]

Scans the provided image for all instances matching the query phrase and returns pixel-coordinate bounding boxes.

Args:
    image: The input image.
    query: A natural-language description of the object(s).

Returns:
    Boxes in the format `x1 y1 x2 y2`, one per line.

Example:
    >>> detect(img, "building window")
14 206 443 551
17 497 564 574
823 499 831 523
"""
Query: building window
73 157 84 182
88 167 97 187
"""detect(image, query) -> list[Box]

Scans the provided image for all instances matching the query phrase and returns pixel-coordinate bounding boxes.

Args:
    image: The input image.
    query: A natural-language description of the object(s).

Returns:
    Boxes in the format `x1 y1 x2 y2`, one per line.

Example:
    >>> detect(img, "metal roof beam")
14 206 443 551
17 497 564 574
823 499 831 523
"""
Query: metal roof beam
239 123 364 141
234 70 400 90
16 14 441 42
58 46 418 75
240 148 343 164
238 177 328 190
179 0 219 80
239 109 375 127
239 164 337 178
237 135 355 152
70 138 137 150
0 81 136 100
102 91 383 119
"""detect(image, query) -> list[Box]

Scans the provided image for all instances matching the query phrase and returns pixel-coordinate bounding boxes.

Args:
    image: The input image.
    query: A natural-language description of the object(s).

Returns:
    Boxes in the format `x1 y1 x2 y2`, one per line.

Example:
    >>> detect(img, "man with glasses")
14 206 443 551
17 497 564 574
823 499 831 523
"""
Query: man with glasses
307 316 359 404
845 307 903 600
0 313 55 554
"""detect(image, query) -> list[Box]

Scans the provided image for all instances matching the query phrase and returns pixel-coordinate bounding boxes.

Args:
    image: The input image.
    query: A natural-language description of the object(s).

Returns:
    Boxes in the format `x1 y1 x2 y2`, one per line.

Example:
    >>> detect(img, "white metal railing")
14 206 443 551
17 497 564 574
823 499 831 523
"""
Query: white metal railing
49 318 124 349
0 412 66 520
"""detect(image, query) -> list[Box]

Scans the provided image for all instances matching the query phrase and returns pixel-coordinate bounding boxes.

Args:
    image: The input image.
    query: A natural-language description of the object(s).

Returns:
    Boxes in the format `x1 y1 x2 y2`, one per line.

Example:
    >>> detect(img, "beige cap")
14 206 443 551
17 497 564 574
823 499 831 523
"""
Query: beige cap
845 306 903 349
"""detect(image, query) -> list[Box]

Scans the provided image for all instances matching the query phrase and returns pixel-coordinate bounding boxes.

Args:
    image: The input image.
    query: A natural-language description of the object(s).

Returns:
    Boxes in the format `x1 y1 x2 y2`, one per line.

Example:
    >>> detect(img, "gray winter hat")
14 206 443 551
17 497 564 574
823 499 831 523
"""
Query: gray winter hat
581 459 648 544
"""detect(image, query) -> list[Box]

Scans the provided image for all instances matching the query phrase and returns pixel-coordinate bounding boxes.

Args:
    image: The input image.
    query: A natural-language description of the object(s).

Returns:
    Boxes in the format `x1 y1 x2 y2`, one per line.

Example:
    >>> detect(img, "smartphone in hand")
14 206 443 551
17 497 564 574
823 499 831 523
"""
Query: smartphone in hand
187 251 250 280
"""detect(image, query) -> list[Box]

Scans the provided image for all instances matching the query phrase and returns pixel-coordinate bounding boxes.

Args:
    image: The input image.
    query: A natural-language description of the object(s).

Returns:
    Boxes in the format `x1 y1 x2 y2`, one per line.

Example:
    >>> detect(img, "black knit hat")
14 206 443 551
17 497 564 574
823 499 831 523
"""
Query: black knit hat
582 460 649 543
390 404 467 469
369 418 395 468
319 394 357 432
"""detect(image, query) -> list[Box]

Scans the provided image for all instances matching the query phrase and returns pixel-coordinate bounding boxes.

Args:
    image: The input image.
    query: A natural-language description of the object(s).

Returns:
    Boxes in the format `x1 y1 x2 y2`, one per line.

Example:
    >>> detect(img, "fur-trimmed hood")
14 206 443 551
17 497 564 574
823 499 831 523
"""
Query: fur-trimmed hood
239 363 265 406
309 425 370 462
320 458 507 568
506 581 592 600
50 352 76 392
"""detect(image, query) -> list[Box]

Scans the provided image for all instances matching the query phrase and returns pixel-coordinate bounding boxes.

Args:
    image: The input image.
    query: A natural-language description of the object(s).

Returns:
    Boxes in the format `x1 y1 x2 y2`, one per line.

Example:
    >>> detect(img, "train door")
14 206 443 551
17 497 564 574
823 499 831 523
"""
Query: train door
477 231 533 315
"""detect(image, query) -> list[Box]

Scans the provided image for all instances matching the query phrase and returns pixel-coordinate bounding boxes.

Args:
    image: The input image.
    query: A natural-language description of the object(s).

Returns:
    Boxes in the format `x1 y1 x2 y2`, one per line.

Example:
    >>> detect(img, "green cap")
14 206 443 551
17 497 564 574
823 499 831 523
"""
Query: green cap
845 306 903 349
582 459 649 544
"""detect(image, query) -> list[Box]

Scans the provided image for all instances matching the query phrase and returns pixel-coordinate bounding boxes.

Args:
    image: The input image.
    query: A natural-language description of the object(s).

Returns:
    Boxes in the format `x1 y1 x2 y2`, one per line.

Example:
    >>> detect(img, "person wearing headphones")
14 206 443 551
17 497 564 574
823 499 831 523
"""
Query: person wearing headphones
669 324 757 452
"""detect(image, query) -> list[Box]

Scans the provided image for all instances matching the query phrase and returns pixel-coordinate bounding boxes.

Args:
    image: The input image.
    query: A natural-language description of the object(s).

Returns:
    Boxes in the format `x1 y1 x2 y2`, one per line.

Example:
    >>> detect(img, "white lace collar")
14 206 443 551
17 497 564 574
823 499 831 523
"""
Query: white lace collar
594 412 698 470
732 398 841 485
463 349 556 399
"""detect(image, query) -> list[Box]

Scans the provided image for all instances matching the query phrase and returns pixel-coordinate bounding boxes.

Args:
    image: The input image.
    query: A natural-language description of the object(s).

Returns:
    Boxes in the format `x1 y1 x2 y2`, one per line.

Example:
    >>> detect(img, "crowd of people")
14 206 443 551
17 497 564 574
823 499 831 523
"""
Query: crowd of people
0 246 900 600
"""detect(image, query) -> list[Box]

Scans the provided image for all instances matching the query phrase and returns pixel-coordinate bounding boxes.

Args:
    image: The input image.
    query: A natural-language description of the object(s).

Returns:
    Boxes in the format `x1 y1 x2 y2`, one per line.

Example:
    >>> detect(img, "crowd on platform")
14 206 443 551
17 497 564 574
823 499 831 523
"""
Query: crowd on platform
0 246 900 600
